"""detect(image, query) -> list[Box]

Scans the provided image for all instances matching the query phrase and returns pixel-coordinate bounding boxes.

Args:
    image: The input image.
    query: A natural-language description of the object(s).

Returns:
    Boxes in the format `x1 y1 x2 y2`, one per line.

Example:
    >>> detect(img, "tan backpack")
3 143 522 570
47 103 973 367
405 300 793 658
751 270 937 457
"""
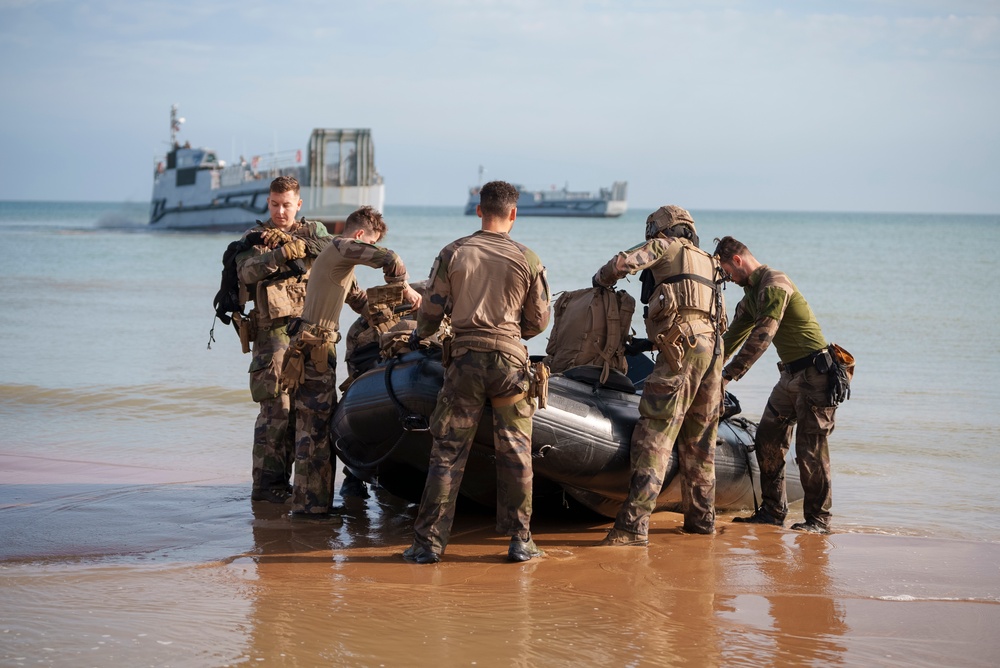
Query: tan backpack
544 287 636 384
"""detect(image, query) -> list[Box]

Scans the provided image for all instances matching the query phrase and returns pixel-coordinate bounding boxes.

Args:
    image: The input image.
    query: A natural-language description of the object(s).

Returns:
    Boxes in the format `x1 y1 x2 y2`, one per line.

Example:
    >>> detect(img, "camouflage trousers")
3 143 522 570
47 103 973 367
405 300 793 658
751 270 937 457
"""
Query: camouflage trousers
290 347 339 515
754 365 836 528
615 331 722 535
413 350 534 554
249 322 294 492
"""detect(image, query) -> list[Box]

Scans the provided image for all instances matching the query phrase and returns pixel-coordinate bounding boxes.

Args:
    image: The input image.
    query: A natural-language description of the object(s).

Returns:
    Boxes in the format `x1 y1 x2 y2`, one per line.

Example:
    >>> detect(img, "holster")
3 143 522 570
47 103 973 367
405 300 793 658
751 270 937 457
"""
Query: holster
653 319 711 373
440 335 453 367
528 361 550 409
654 322 686 373
238 310 258 354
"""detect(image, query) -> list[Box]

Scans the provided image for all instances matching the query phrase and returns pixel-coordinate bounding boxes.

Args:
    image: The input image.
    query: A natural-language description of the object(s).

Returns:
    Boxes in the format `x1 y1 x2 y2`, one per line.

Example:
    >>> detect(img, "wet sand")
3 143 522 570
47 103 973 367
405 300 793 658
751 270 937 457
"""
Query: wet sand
1 454 998 667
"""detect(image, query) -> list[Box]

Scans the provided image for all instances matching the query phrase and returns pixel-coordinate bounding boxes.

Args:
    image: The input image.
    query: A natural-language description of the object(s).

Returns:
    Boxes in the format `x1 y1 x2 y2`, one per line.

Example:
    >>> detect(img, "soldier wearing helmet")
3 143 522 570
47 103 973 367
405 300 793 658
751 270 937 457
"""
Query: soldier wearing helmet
592 205 727 543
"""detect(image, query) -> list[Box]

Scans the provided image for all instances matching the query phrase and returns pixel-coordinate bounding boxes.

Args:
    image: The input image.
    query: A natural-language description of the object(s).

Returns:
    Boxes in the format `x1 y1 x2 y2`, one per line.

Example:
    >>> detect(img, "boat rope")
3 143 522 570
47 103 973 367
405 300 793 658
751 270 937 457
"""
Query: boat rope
332 355 431 470
384 356 430 432
728 416 760 514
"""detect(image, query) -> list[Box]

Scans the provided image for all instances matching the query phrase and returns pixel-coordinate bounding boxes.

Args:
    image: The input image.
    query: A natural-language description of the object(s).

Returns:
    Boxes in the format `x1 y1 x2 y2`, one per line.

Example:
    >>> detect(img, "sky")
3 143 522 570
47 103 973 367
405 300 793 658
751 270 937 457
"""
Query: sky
0 0 997 213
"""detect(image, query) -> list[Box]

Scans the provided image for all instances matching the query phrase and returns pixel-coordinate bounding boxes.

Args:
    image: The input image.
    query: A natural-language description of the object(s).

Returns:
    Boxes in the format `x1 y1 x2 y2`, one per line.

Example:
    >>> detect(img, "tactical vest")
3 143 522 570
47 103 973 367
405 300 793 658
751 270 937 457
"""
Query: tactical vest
247 220 323 329
640 241 720 341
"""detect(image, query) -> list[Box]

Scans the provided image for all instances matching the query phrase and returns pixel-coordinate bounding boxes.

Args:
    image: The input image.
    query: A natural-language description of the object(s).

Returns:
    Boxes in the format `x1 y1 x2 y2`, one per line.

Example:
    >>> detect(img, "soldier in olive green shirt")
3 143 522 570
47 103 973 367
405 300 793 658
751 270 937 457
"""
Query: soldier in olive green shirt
716 236 837 534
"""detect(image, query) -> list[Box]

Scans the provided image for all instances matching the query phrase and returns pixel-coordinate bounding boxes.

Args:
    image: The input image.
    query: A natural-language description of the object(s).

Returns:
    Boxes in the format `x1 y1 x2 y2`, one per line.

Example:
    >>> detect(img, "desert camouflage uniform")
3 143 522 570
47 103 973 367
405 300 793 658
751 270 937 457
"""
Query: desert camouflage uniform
411 230 550 555
723 265 834 529
287 236 408 515
594 235 724 534
236 217 330 496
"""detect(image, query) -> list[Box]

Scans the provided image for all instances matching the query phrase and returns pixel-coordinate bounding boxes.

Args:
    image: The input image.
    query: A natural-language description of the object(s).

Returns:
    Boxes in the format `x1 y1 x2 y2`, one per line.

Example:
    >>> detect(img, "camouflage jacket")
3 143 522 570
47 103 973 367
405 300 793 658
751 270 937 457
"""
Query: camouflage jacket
235 218 330 329
415 230 550 351
594 236 721 340
722 265 827 380
594 235 689 288
300 236 409 331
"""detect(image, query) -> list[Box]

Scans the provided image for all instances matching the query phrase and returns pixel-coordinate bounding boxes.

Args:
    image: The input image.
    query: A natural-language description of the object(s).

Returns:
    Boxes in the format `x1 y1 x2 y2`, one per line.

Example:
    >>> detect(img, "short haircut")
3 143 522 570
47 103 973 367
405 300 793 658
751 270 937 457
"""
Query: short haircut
270 175 300 195
713 236 749 262
344 206 387 240
478 180 520 219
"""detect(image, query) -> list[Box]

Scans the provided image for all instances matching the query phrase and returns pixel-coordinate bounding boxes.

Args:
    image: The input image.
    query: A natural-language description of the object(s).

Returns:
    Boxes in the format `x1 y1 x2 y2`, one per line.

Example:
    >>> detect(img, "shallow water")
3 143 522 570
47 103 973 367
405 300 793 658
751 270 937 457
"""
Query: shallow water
1 201 999 666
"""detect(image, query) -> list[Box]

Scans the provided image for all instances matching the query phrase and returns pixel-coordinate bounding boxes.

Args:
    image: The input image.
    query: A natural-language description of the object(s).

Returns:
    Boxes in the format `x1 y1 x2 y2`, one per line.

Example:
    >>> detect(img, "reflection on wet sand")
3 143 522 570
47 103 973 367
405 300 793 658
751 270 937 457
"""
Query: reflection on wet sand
720 530 848 664
2 476 1000 666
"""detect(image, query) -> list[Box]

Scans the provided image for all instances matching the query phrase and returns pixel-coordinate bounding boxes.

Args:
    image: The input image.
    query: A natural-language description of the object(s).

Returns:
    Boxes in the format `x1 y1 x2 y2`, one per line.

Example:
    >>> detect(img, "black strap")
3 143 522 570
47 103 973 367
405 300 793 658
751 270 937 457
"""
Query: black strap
658 272 718 290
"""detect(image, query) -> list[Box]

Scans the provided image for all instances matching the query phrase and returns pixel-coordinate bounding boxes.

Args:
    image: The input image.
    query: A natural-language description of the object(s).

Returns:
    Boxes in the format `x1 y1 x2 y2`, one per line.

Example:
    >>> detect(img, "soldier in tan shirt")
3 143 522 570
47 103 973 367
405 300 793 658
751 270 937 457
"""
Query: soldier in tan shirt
281 206 421 519
403 180 550 564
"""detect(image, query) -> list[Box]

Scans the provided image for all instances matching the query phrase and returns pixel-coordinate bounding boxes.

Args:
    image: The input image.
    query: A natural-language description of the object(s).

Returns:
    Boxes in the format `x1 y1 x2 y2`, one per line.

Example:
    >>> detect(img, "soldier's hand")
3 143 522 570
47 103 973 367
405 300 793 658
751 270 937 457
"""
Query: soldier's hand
403 285 423 311
279 239 307 262
261 228 292 248
623 337 653 356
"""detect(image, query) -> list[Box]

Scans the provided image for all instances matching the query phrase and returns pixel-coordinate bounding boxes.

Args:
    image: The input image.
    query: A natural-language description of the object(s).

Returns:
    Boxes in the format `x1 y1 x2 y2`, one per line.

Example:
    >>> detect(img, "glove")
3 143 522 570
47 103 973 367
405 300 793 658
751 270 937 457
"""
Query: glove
408 332 423 351
261 228 292 248
279 239 307 262
623 337 654 356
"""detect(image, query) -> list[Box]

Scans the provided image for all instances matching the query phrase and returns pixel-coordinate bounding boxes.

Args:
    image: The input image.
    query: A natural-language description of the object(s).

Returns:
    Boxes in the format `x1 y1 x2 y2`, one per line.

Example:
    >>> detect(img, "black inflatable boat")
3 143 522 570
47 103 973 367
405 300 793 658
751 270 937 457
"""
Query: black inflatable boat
331 349 803 517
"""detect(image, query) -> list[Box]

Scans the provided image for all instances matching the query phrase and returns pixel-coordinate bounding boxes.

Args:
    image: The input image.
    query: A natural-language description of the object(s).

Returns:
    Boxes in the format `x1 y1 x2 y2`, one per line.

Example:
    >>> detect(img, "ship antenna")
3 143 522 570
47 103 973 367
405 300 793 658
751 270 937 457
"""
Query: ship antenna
170 104 185 146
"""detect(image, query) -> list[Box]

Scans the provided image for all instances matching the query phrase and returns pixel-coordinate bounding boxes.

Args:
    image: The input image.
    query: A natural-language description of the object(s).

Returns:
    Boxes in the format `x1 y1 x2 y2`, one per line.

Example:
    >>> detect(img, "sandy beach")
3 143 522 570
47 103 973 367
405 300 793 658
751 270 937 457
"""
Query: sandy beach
2 454 998 667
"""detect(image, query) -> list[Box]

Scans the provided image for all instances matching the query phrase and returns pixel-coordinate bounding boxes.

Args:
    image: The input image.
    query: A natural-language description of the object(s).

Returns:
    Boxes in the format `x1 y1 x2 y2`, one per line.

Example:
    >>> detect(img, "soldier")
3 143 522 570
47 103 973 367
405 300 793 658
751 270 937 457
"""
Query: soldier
282 206 422 519
715 236 839 534
402 180 550 564
594 206 726 543
236 176 330 504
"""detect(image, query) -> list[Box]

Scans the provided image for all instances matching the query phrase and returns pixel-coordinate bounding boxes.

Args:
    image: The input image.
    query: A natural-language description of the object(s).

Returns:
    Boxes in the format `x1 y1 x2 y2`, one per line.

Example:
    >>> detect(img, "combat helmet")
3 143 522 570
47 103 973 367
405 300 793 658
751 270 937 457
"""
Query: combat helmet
645 205 699 245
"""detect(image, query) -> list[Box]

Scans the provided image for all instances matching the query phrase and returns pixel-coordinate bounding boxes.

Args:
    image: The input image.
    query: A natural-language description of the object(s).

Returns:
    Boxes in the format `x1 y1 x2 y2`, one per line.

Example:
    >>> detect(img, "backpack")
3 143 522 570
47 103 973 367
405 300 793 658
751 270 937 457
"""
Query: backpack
207 231 306 349
212 235 256 330
543 287 636 384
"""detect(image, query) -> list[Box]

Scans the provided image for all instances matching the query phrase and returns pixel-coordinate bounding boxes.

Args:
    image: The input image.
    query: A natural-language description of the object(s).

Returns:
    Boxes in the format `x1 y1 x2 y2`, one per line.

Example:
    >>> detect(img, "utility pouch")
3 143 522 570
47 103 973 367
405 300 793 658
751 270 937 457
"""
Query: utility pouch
826 342 855 406
279 344 307 393
813 349 834 374
829 343 856 381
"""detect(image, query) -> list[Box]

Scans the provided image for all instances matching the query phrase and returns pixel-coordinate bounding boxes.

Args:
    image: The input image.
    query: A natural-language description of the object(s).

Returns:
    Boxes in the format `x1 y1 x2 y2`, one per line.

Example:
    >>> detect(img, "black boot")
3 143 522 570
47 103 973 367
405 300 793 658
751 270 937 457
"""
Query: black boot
402 542 441 564
251 471 291 504
507 535 544 562
790 520 830 534
732 508 784 526
339 468 370 499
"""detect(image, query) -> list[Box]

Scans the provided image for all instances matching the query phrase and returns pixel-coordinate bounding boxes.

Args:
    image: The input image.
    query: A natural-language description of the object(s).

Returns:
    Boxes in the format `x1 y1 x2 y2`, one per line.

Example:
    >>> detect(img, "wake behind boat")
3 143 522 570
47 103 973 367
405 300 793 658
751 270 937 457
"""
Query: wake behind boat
332 349 803 518
149 105 385 231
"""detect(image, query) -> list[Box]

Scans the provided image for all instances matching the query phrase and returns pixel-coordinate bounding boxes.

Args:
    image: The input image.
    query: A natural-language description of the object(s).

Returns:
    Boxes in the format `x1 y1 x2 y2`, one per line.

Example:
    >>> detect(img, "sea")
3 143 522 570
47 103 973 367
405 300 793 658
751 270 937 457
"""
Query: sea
1 201 998 666
1 201 997 542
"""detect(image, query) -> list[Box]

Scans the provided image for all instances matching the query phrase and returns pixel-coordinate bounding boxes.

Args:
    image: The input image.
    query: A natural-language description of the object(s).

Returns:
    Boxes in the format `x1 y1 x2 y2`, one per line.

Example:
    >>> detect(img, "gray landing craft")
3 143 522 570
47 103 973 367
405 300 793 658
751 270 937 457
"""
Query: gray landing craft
332 349 803 518
465 173 628 218
149 105 385 231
